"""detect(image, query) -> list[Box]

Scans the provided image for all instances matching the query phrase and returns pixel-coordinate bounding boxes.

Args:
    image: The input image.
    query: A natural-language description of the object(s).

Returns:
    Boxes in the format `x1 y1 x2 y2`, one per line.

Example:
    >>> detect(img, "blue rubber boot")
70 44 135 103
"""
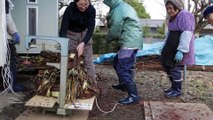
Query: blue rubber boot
118 83 139 105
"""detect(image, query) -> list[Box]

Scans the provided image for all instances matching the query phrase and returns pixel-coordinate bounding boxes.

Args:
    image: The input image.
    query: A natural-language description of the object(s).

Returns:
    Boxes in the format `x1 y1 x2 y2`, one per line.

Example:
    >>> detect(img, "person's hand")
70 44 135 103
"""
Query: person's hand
13 32 20 44
174 51 183 63
76 42 85 57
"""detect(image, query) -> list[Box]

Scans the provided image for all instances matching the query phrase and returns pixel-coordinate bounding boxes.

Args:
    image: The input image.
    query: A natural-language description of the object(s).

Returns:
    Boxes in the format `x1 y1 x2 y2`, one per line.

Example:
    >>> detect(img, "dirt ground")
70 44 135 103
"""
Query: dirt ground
0 56 213 120
88 63 213 120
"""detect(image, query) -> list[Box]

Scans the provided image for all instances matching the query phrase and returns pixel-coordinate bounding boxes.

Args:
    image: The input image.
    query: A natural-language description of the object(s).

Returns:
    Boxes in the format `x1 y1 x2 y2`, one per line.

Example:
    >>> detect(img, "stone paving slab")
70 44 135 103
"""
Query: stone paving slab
0 93 24 112
16 109 89 120
144 101 213 120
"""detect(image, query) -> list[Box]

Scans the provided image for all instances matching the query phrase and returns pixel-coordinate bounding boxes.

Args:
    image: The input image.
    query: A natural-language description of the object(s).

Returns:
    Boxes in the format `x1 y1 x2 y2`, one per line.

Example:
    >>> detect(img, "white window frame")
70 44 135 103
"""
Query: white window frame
27 0 38 4
26 6 38 36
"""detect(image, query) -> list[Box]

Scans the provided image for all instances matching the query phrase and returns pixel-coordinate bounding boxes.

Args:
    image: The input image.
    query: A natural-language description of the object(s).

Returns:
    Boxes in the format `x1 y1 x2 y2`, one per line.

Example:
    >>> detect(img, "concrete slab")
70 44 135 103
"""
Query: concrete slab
16 108 89 120
144 101 213 120
0 93 24 112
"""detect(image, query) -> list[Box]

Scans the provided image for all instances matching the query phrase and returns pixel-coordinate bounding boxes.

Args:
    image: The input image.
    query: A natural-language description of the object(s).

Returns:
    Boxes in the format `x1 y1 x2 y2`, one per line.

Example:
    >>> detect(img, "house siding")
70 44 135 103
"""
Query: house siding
11 0 58 53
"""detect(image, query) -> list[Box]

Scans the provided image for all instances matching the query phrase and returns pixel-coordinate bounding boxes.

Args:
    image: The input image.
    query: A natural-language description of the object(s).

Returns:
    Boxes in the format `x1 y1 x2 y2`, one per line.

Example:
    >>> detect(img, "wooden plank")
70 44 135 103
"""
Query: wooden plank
144 101 153 120
25 95 57 108
64 96 95 110
46 62 60 69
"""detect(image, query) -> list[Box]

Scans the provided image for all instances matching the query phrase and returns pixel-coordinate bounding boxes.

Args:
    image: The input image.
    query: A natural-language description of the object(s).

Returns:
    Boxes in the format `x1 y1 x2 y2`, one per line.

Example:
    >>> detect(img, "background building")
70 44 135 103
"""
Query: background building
11 0 59 53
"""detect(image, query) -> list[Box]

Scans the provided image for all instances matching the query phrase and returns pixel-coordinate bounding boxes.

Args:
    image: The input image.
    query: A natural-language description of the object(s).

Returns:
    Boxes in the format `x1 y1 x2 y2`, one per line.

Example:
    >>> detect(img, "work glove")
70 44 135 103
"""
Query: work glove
13 32 20 44
174 50 183 63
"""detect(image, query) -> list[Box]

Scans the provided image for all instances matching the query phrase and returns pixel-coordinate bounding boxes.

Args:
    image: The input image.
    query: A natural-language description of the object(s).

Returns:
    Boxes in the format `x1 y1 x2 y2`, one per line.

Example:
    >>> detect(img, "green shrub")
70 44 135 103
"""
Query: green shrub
92 33 119 54
142 25 149 37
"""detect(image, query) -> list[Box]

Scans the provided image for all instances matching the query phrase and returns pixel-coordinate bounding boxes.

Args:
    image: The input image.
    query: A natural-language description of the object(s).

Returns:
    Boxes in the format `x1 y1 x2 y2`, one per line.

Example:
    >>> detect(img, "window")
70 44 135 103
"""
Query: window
27 6 38 43
28 0 37 4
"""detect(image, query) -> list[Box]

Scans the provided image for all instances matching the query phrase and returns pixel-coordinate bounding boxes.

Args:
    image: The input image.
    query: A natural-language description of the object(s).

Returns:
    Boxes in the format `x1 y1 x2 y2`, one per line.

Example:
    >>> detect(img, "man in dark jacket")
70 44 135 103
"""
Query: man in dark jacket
59 0 96 84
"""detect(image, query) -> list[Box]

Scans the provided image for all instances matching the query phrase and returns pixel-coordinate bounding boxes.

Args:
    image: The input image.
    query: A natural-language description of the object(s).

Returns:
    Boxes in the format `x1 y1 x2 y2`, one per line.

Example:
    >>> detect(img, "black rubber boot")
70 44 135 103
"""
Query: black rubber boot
112 83 127 92
118 83 139 105
164 76 174 93
113 68 135 92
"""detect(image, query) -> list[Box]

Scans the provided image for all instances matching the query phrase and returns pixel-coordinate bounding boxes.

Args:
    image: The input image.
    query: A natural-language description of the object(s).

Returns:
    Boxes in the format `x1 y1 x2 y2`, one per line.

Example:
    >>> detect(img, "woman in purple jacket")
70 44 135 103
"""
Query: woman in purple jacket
161 0 195 97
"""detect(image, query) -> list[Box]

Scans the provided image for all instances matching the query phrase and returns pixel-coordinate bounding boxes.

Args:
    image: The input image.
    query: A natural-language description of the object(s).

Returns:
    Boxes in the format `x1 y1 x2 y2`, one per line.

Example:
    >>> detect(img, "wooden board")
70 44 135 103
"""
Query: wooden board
144 102 152 120
25 95 57 108
25 95 95 111
46 62 60 69
64 96 96 110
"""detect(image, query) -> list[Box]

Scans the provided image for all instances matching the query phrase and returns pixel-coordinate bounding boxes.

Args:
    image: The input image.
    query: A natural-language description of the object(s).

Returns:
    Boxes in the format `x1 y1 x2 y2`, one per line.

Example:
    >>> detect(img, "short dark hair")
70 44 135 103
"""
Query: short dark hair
203 5 213 19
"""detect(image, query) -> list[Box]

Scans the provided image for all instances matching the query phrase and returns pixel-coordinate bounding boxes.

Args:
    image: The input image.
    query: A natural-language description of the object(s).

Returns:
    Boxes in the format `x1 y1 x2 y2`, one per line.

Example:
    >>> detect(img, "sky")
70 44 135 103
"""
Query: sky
95 0 167 20
143 0 166 19
60 0 167 20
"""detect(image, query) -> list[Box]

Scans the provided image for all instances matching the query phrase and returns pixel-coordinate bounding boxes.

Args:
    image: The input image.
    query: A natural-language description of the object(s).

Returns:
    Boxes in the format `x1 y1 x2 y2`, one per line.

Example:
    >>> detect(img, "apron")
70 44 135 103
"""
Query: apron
161 31 182 68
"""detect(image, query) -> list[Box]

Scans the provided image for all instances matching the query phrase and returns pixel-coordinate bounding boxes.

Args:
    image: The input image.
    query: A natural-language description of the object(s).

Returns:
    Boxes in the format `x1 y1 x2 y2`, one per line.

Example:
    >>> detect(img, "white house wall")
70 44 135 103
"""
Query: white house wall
0 0 7 66
37 0 58 36
11 0 59 53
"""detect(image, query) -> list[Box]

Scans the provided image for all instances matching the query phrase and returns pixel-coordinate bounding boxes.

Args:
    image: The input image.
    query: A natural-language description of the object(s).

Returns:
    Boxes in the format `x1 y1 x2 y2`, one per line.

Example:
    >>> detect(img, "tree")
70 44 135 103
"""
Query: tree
93 0 150 29
58 0 150 29
188 0 212 33
58 0 72 19
124 0 150 18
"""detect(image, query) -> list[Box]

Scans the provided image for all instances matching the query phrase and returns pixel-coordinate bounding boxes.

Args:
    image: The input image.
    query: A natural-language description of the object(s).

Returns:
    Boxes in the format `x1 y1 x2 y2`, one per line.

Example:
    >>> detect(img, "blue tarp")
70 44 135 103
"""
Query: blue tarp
93 35 213 66
195 35 213 65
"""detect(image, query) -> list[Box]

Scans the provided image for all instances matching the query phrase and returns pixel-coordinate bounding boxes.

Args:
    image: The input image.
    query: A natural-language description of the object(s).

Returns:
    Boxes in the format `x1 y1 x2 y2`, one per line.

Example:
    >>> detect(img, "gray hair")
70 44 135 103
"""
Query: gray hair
166 0 184 10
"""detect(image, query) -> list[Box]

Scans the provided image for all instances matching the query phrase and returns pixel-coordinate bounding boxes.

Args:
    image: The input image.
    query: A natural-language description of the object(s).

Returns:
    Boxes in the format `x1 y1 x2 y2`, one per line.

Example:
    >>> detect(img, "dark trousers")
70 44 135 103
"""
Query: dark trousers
9 41 18 71
162 64 182 91
113 50 137 85
67 30 96 81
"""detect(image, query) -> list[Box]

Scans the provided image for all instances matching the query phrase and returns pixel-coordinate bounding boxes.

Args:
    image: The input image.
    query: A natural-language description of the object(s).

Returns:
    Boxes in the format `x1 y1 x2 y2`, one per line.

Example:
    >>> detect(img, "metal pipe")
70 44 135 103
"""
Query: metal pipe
25 36 69 115
183 65 187 81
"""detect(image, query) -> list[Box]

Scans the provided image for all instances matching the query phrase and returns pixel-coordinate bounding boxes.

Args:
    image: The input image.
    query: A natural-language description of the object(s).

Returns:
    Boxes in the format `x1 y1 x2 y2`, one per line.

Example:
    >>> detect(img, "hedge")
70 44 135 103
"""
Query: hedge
92 33 119 54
